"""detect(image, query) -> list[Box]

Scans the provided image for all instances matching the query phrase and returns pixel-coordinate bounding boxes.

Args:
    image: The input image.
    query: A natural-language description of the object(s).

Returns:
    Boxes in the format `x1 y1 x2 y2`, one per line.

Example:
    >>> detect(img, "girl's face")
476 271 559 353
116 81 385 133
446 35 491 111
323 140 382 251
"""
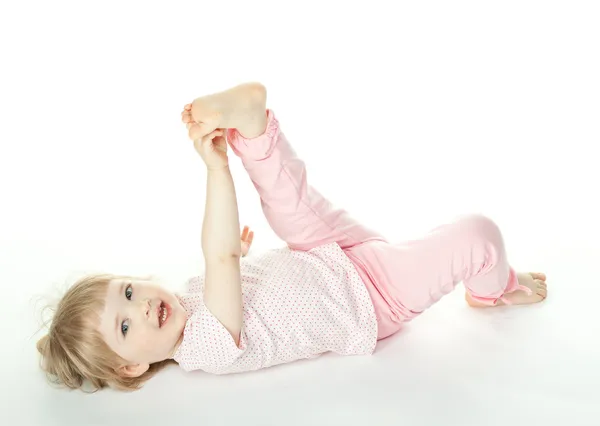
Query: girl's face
97 278 187 376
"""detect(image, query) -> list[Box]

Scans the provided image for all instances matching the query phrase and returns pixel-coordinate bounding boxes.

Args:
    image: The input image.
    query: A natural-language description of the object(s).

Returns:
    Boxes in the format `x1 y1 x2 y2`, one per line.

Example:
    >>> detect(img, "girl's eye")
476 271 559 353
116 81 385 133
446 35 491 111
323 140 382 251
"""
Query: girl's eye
121 319 129 336
125 284 133 300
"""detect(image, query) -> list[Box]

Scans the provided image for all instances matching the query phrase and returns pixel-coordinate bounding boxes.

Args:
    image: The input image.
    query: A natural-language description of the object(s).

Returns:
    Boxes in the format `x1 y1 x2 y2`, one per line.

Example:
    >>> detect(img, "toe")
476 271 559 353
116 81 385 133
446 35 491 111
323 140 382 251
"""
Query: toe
535 282 547 298
531 272 546 281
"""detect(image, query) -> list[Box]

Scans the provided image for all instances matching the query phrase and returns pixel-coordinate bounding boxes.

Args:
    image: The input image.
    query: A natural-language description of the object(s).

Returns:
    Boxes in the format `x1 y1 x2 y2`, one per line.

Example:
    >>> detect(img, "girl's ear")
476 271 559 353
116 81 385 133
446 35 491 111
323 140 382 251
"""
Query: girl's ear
119 363 149 378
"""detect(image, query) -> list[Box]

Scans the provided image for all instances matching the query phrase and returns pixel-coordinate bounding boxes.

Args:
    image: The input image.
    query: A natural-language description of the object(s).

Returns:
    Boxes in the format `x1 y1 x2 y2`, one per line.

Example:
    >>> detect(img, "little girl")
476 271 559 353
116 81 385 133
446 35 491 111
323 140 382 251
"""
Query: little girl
36 82 547 391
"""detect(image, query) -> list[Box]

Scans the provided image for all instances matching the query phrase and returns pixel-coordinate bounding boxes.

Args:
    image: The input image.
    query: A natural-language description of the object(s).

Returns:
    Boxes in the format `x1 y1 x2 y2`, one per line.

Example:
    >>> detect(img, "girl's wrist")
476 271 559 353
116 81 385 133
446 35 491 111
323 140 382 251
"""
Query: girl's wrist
206 164 230 173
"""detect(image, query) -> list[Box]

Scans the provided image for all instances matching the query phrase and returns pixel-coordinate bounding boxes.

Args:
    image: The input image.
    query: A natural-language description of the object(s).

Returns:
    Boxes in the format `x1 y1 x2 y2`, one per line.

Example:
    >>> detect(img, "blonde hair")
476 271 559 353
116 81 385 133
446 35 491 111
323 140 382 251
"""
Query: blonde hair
36 273 174 392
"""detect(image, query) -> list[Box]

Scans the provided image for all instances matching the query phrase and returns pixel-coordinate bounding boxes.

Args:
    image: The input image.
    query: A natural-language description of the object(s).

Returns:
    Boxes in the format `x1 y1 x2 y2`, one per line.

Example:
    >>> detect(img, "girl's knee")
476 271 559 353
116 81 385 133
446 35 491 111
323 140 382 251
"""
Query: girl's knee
456 214 503 245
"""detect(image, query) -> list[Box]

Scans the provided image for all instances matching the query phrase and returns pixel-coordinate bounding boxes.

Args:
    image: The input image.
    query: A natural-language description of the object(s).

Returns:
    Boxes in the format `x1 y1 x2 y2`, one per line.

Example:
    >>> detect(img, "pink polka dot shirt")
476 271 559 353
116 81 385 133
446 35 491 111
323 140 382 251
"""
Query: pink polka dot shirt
173 242 378 374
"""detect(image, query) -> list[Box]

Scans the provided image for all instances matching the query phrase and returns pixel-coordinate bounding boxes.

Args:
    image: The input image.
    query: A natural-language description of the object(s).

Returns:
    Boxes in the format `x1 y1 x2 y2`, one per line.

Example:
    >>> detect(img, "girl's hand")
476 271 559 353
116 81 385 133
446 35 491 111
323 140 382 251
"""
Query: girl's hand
182 105 228 169
194 129 229 170
240 226 254 257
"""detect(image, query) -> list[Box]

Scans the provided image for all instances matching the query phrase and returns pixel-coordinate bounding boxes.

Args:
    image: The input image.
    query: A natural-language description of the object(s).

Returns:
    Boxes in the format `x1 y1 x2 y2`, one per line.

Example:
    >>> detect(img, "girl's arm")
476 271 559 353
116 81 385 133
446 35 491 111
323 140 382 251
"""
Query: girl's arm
201 165 243 346
202 166 242 258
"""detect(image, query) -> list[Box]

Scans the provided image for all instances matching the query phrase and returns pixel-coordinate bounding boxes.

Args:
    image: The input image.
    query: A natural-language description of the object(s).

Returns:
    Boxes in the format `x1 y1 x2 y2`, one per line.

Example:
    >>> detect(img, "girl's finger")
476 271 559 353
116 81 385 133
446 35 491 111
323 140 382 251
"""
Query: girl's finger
213 135 227 153
241 225 249 240
247 231 254 245
203 129 224 140
191 125 219 142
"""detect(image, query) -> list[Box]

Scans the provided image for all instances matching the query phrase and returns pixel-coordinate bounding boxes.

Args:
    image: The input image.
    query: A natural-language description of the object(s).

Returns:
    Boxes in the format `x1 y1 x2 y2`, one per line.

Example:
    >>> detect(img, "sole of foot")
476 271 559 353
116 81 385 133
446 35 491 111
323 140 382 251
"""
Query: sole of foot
190 82 267 138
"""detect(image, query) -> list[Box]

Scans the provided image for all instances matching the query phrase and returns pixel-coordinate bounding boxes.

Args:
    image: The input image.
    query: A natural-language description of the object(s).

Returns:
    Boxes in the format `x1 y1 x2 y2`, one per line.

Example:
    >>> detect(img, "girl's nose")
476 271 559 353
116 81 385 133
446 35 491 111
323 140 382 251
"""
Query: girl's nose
139 299 150 318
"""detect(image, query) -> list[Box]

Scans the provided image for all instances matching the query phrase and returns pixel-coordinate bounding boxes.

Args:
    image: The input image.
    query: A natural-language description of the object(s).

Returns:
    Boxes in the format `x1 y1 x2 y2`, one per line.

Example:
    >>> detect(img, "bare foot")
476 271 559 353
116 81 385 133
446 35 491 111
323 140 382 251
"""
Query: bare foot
465 272 548 307
182 82 268 139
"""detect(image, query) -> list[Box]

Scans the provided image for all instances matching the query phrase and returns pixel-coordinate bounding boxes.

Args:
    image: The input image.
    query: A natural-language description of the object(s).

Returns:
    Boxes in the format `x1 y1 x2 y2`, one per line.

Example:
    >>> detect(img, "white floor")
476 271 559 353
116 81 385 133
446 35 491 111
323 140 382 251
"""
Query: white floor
2 1 599 425
5 245 600 426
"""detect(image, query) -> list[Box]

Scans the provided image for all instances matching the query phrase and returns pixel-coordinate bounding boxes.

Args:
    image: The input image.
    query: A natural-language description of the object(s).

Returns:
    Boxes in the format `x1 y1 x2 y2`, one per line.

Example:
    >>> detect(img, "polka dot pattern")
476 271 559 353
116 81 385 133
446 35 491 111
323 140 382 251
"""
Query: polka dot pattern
173 242 378 374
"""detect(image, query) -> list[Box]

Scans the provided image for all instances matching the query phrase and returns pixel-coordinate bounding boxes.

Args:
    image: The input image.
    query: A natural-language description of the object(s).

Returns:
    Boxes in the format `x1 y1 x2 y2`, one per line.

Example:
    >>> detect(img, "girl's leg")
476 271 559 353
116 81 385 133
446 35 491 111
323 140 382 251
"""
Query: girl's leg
226 108 386 251
345 214 548 339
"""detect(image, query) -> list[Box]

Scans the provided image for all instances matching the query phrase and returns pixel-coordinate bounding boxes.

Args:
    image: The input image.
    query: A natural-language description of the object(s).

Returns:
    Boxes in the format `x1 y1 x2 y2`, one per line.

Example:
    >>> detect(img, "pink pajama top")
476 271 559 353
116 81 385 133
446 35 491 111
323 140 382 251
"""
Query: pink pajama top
173 243 378 374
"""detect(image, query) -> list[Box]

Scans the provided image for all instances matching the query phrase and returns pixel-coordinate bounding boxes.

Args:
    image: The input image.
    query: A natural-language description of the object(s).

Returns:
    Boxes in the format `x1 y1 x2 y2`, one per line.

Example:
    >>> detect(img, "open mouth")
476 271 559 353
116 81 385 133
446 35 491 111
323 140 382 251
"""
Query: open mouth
157 301 171 328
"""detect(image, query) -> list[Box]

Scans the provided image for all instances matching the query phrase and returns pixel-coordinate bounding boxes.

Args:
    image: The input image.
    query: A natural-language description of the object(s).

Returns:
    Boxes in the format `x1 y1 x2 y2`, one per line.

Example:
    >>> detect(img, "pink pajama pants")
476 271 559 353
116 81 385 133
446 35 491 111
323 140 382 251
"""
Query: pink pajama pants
227 110 530 340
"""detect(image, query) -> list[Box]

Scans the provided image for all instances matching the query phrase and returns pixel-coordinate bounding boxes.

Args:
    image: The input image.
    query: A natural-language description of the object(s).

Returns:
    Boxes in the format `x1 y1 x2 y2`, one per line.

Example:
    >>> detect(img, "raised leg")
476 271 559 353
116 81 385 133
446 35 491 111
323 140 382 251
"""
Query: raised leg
227 109 386 251
183 83 385 251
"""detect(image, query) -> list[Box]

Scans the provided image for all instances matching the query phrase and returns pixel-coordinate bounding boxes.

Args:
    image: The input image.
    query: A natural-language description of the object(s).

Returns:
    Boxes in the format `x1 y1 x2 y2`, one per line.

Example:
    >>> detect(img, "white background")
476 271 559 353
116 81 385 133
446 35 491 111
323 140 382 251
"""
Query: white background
1 1 599 425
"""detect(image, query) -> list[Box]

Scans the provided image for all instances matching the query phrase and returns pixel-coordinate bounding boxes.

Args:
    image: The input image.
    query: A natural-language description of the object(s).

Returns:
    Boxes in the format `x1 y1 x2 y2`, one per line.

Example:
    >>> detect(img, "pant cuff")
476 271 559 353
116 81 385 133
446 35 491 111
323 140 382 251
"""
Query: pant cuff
468 268 532 306
226 109 280 161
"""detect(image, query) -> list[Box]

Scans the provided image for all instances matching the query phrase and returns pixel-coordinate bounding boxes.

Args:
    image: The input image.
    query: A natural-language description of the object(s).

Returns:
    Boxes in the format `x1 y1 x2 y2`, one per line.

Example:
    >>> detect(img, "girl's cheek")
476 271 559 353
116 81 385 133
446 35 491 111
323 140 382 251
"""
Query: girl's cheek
138 330 151 349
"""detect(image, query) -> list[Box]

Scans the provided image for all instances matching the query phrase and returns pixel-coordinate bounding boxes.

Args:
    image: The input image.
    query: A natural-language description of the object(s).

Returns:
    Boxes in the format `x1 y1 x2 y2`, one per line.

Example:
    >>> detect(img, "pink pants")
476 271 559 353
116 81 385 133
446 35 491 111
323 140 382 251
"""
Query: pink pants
228 110 530 340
